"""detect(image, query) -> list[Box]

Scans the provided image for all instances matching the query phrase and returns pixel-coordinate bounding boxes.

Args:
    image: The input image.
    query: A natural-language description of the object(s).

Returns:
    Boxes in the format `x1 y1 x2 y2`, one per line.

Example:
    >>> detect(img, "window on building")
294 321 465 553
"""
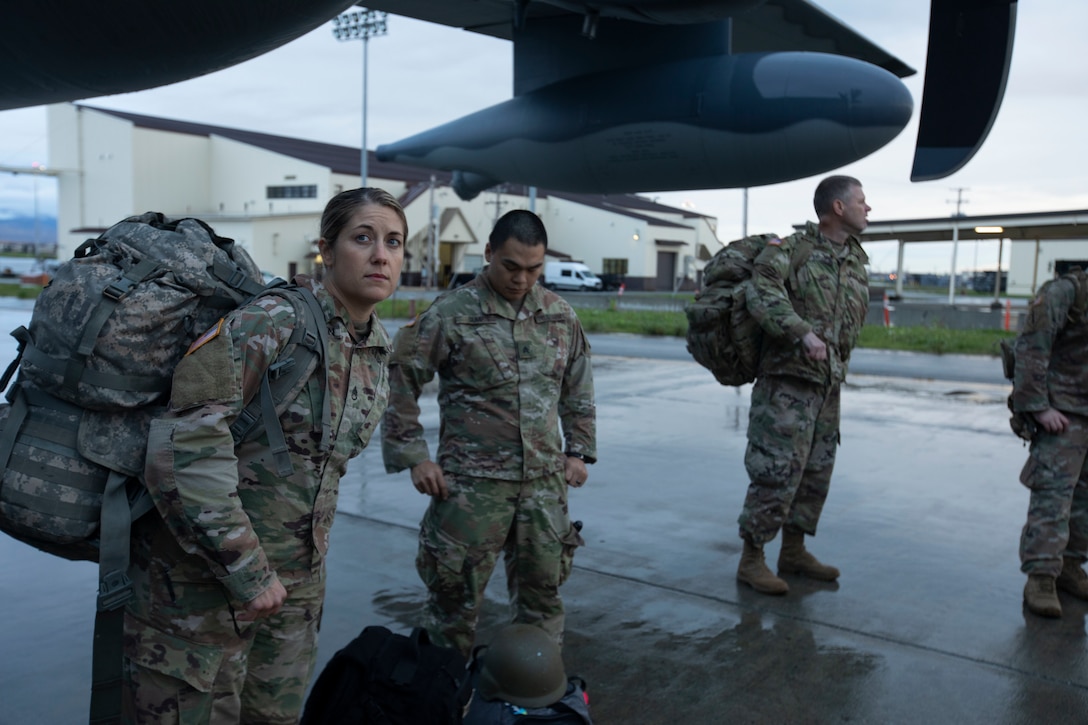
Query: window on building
602 259 628 275
267 185 318 199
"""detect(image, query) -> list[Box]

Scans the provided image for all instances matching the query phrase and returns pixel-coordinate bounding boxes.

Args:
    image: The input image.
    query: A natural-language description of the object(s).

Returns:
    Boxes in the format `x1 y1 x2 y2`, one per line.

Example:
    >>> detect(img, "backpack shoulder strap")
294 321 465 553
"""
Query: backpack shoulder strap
776 234 813 292
228 285 330 476
90 465 143 725
785 235 814 276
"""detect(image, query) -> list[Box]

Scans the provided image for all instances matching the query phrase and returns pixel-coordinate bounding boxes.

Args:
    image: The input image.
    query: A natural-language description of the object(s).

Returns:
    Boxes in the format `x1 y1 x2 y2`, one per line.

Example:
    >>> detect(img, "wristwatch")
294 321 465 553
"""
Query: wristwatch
566 452 586 460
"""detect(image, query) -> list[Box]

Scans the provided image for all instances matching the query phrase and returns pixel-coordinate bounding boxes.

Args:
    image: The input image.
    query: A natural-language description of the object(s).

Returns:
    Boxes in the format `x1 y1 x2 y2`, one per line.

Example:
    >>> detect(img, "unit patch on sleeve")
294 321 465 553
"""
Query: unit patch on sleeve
186 318 225 355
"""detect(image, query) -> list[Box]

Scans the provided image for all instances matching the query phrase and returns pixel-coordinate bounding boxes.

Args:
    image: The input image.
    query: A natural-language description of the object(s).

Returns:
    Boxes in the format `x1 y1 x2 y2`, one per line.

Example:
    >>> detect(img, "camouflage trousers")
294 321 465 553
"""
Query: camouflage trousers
738 375 841 546
1019 411 1088 576
122 517 325 724
416 470 584 658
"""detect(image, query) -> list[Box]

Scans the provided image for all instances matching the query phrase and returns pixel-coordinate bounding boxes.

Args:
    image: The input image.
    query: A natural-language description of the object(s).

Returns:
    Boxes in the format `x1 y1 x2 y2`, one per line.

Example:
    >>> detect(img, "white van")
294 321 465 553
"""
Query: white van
543 261 603 291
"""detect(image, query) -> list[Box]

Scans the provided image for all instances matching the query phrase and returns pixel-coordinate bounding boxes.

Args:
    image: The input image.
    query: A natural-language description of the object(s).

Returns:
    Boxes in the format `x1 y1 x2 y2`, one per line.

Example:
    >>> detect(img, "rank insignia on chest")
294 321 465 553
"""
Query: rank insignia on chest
518 342 535 360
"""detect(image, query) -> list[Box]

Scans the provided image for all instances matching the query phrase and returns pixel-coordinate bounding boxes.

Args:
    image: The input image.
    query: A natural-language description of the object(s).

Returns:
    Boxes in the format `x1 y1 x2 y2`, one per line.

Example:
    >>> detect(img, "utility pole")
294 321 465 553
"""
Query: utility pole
31 162 43 247
428 174 438 290
742 187 749 238
947 188 968 304
486 185 508 227
332 8 388 186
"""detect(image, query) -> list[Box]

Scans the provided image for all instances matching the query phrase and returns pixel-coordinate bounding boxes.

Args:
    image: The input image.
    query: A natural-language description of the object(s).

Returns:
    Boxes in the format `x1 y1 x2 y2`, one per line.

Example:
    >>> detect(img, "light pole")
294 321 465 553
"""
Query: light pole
947 187 967 305
332 7 388 187
31 162 43 247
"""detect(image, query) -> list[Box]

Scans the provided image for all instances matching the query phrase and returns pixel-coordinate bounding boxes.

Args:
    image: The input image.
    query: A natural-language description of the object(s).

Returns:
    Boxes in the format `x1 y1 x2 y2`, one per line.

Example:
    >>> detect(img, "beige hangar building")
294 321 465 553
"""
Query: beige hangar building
46 103 722 291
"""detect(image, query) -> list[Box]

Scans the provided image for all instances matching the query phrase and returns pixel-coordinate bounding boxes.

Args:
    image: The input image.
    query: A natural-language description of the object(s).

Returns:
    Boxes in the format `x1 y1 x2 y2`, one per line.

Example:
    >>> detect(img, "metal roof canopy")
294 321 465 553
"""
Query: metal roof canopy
856 209 1088 243
792 209 1088 301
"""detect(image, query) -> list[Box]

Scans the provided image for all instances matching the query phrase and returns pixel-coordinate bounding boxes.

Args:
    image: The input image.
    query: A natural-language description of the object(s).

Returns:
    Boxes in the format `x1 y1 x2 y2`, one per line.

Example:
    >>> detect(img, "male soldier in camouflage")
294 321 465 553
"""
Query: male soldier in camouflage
124 188 405 723
735 175 870 595
1011 268 1088 618
382 209 596 657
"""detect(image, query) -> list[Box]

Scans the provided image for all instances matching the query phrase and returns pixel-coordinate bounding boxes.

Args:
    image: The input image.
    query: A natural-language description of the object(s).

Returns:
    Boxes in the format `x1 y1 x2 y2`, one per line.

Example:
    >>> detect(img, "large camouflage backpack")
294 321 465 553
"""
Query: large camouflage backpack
0 211 330 724
685 233 811 386
1000 268 1088 441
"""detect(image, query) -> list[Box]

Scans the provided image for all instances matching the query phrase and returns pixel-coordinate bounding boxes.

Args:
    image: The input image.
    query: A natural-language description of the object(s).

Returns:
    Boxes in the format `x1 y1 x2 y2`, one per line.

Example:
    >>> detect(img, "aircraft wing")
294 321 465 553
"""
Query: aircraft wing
0 0 356 112
729 0 915 78
0 0 1017 191
362 0 916 78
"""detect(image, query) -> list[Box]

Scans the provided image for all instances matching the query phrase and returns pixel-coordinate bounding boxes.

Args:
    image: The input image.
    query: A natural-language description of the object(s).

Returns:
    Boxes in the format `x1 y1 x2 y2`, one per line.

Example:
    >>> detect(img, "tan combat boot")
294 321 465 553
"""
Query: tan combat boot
738 540 789 595
1057 560 1088 601
1023 574 1062 618
777 529 840 581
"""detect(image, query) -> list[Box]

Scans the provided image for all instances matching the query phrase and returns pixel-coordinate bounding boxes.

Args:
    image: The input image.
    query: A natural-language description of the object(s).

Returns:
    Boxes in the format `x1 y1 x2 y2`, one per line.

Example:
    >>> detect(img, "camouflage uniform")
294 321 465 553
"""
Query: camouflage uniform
738 222 869 544
381 274 595 656
124 275 391 724
1011 272 1088 577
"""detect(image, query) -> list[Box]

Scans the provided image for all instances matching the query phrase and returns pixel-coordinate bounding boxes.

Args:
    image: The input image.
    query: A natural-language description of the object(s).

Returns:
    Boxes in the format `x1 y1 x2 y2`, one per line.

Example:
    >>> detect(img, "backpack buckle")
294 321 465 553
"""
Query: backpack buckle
268 357 296 381
102 275 139 301
226 267 250 289
97 569 134 611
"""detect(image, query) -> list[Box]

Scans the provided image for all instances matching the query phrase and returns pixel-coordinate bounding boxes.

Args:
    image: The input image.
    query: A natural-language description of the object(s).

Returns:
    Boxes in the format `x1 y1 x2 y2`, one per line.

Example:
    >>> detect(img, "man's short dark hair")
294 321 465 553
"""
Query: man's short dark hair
489 210 548 251
813 175 862 217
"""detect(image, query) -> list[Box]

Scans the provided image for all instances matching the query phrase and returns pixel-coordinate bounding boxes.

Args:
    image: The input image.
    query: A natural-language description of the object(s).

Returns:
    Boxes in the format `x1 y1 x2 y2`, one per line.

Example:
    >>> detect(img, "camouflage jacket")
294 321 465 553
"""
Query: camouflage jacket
143 275 391 604
1011 272 1088 416
747 221 869 385
381 273 596 481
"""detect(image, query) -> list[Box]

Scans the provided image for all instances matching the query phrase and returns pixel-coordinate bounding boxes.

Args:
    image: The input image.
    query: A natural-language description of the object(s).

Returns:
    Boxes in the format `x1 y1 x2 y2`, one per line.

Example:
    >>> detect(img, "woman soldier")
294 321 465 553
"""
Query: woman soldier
123 188 405 723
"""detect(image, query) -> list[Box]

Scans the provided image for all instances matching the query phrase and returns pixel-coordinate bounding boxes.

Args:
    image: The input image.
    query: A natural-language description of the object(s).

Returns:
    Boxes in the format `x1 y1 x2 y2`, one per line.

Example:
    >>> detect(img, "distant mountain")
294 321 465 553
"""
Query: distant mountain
0 215 57 244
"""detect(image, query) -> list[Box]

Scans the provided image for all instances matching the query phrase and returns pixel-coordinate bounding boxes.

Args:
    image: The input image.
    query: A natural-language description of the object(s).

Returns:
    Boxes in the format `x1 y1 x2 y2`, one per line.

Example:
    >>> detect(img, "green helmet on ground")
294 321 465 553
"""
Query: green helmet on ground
477 624 567 708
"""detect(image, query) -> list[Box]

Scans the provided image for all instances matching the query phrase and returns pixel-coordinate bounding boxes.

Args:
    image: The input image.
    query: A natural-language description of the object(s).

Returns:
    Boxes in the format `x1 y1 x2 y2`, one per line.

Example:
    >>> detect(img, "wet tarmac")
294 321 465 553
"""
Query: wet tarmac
2 351 1087 724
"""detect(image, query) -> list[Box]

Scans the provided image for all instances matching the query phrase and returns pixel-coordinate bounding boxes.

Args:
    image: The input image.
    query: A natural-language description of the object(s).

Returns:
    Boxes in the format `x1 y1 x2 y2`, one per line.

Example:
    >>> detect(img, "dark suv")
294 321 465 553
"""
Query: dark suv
598 273 626 291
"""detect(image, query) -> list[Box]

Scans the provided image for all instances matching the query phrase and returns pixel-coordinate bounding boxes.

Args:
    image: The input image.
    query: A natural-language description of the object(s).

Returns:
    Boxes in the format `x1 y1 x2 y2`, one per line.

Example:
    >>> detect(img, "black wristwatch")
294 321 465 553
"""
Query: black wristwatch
566 452 586 460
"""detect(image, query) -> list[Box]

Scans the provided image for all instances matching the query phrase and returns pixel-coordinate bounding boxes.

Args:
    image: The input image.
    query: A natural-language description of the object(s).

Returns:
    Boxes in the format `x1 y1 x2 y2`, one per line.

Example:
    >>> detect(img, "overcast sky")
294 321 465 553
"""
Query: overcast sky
0 0 1084 275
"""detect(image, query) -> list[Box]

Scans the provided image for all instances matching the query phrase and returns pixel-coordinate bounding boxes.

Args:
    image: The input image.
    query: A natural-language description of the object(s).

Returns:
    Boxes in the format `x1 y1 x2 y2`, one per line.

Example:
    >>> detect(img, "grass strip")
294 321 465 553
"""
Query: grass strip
376 298 1015 357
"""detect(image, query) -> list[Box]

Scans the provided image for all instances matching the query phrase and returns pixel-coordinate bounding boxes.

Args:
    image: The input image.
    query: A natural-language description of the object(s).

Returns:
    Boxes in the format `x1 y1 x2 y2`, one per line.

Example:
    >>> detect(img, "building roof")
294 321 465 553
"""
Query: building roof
82 104 446 184
79 104 703 228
